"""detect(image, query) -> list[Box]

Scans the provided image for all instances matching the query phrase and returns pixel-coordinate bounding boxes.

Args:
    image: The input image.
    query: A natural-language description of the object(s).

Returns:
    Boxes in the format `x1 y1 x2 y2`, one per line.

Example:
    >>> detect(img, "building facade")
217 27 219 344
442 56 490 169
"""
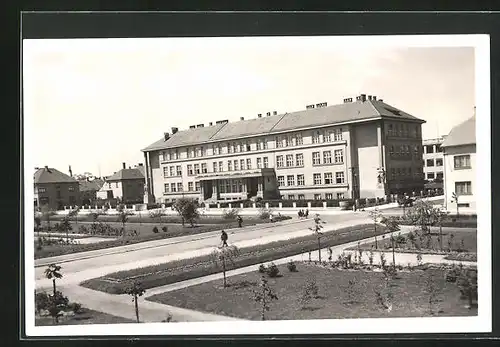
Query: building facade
442 116 476 214
422 137 445 181
142 94 426 204
34 166 80 210
97 163 146 204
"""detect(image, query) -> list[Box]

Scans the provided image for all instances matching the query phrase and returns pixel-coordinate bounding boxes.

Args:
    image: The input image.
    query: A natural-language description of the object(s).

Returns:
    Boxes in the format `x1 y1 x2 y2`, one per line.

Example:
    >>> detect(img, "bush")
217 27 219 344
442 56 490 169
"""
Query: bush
78 225 88 234
223 208 239 220
287 260 298 272
152 226 159 233
35 291 50 314
258 264 267 273
69 302 82 314
162 226 168 233
258 208 272 220
267 262 280 278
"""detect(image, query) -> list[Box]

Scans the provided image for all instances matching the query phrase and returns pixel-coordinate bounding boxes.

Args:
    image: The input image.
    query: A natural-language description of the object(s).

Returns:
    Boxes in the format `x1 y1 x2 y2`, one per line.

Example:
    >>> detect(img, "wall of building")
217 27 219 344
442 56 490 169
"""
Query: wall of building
35 182 80 210
422 139 445 181
443 144 476 213
122 179 145 203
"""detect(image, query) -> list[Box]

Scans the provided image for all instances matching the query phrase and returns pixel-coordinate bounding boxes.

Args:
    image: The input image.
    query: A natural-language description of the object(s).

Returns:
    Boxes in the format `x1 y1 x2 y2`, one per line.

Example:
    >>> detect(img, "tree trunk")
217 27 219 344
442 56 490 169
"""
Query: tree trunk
375 235 378 250
222 256 227 288
391 234 396 270
317 237 321 263
53 279 56 296
134 295 140 322
439 225 443 251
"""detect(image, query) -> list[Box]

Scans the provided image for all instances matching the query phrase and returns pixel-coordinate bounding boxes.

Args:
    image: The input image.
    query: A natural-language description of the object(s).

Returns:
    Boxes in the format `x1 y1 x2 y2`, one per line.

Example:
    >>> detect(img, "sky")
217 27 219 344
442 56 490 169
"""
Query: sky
23 36 476 178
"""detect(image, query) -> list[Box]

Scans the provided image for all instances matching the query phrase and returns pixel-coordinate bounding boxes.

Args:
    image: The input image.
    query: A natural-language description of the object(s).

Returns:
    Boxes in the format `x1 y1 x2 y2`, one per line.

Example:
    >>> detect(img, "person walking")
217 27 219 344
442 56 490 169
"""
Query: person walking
221 229 228 247
237 215 243 228
305 209 309 218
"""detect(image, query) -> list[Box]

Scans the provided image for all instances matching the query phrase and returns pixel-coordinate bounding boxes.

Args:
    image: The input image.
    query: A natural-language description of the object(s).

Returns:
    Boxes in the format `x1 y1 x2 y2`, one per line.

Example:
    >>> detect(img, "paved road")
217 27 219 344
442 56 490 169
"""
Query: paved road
35 211 373 289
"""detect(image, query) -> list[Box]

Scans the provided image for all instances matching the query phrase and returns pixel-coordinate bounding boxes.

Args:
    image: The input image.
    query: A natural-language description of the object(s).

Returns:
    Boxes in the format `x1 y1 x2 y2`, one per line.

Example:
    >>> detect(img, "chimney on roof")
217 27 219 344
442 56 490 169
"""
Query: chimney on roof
189 125 196 129
273 111 277 115
164 132 170 141
379 99 383 102
343 98 353 103
368 95 372 101
266 112 271 117
216 120 229 125
257 113 262 118
373 95 377 100
306 104 315 109
316 102 327 108
171 127 179 134
68 165 73 177
196 124 204 128
240 117 244 121
122 162 126 169
138 163 143 167
360 94 367 102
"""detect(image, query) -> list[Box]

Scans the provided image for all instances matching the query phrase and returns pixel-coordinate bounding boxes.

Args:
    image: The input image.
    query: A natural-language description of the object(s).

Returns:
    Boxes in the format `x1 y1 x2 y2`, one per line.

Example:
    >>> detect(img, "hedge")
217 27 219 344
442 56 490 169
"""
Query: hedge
80 224 387 294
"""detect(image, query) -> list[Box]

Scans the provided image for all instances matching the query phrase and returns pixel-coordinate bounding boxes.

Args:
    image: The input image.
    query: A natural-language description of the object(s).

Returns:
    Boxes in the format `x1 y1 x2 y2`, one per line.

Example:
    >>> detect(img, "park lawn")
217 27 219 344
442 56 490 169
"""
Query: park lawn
35 308 135 326
147 262 477 320
350 229 477 255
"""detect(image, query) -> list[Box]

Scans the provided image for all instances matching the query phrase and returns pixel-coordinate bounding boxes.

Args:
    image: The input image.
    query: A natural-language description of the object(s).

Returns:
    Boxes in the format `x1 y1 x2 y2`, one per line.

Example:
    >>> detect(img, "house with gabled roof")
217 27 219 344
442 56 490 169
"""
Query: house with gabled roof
442 114 476 214
34 166 80 210
97 163 145 204
141 94 426 204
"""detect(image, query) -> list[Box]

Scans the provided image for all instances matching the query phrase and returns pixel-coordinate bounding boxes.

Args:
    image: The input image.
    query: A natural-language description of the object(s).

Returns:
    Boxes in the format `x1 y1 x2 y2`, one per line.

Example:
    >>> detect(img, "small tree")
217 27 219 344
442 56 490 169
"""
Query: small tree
41 205 55 231
34 214 42 238
67 207 80 225
457 268 478 309
210 245 240 288
44 264 63 296
369 208 382 249
434 208 449 251
380 216 400 270
59 216 73 244
149 208 166 227
116 204 133 237
424 271 441 315
174 198 200 227
252 275 278 320
451 192 460 218
308 214 326 262
125 281 146 323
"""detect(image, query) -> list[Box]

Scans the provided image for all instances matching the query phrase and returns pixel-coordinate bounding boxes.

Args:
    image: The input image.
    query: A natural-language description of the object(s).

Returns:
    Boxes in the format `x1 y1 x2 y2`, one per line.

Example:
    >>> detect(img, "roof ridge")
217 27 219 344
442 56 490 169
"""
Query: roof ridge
367 100 382 117
267 112 289 133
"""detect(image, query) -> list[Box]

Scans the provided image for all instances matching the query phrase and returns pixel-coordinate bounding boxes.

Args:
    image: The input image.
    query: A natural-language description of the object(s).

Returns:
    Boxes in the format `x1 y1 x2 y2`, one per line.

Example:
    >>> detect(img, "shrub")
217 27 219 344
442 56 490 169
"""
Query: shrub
79 225 88 234
287 260 298 272
258 264 267 273
223 208 239 220
51 291 70 309
152 226 159 234
162 226 168 233
69 302 82 314
35 291 50 314
258 208 272 220
266 263 280 278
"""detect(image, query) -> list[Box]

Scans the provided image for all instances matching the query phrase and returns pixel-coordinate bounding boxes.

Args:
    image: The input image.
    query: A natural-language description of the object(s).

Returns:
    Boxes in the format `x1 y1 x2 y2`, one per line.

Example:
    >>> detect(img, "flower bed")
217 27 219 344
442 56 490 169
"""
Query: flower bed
80 224 388 295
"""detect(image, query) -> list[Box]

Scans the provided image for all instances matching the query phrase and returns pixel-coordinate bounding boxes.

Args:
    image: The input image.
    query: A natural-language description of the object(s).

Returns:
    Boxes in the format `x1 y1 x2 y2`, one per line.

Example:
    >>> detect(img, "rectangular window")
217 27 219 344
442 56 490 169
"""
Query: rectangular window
389 146 394 157
388 124 393 136
274 155 283 168
195 182 201 191
219 180 226 194
212 145 218 155
285 136 293 147
312 152 321 165
437 172 444 179
287 175 295 186
454 155 471 169
436 144 443 152
297 174 305 186
175 150 179 159
426 145 434 154
194 164 200 174
323 151 332 164
288 195 295 200
336 172 345 184
163 167 169 178
312 131 320 144
325 193 333 200
286 154 294 167
277 176 285 187
177 182 183 192
170 183 177 192
246 158 252 169
296 153 304 166
257 158 262 169
240 159 245 170
68 186 75 192
314 194 322 200
246 143 251 151
225 180 231 193
219 161 223 172
188 182 194 191
391 168 396 180
324 172 333 184
170 166 175 176
187 165 193 176
298 194 305 200
38 187 46 193
436 158 443 166
201 163 207 174
233 160 239 171
324 131 331 142
337 192 345 200
334 149 344 163
213 162 218 173
227 161 232 171
426 159 435 167
427 172 435 180
455 181 472 195
295 133 303 145
333 128 343 141
176 165 182 176
263 157 269 168
313 173 322 185
164 183 169 193
414 145 420 157
276 136 283 148
187 148 193 158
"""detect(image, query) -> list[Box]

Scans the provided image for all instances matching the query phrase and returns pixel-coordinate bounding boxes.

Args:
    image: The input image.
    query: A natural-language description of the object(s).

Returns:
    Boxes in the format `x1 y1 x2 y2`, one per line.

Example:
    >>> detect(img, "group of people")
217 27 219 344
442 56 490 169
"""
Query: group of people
297 209 309 219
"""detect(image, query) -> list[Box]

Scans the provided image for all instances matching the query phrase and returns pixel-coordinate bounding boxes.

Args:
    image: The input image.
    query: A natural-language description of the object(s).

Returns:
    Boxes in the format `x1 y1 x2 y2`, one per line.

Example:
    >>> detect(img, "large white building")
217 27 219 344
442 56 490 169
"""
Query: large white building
442 115 476 214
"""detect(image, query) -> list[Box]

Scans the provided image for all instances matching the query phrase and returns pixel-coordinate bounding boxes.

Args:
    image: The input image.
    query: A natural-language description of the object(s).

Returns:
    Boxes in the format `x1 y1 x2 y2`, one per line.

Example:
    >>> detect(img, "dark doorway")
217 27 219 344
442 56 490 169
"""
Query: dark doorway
204 181 213 200
248 177 258 197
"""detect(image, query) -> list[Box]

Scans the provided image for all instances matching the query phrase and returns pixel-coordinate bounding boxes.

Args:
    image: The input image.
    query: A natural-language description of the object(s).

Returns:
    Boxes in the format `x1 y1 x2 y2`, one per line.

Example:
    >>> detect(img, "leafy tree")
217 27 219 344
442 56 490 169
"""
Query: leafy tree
369 208 382 249
210 245 239 288
67 207 80 225
380 215 400 270
425 271 441 315
41 205 56 231
34 214 42 238
308 214 326 262
434 207 449 251
451 192 460 218
457 268 478 309
252 275 278 320
403 199 435 234
44 264 63 296
59 216 73 244
116 204 133 237
125 281 146 323
173 198 200 227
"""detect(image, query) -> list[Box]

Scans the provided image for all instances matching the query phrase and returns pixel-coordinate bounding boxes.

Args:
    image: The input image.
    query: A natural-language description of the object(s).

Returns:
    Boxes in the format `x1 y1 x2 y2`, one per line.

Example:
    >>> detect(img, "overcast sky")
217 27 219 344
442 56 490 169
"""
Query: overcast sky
23 36 476 178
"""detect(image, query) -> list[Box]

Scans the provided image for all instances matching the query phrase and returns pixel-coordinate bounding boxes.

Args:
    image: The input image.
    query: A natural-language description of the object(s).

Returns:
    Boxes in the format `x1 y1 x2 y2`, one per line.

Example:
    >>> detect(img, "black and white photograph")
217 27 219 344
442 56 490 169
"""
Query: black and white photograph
22 29 491 337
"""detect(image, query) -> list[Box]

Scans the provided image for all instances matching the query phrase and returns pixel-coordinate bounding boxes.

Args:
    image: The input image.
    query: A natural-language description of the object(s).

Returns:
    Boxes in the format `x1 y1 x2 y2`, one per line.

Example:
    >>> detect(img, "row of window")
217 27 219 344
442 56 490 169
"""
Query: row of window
277 172 345 187
425 158 443 167
164 181 202 193
164 157 273 178
311 150 344 165
389 145 420 158
390 167 423 180
386 123 420 138
280 193 345 200
37 186 76 193
424 144 443 154
160 128 344 162
427 172 444 180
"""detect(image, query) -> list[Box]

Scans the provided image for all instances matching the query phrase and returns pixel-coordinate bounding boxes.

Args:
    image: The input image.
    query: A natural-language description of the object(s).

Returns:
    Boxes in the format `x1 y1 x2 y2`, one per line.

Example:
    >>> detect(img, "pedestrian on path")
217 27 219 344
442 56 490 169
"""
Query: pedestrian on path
237 215 243 228
305 209 309 218
221 229 228 247
328 247 333 261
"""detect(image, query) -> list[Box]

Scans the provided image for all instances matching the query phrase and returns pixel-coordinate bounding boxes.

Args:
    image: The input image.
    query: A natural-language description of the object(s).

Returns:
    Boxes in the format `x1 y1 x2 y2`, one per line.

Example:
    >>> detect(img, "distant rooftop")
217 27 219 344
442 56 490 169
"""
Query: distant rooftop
34 166 77 184
143 94 425 152
441 116 476 148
